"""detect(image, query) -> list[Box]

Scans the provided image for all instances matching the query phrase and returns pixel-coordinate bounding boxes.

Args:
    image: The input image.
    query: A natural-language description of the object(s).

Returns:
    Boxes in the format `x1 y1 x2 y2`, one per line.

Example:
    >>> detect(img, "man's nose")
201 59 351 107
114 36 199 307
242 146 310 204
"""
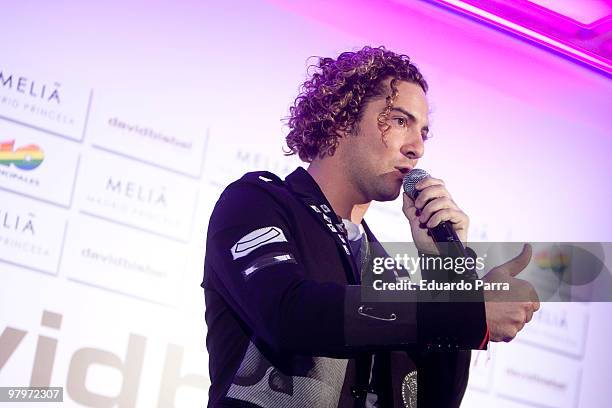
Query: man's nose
400 132 424 160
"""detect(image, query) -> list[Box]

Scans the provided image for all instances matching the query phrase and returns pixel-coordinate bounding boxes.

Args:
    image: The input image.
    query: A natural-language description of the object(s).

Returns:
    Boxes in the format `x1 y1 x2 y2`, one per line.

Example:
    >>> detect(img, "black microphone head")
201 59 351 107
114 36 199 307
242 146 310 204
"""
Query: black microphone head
403 169 429 199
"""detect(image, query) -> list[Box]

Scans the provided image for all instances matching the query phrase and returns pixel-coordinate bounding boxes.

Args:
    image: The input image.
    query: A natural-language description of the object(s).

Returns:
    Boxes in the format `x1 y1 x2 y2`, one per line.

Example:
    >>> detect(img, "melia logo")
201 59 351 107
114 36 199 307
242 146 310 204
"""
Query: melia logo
0 71 61 104
0 140 44 170
0 191 66 274
0 66 91 141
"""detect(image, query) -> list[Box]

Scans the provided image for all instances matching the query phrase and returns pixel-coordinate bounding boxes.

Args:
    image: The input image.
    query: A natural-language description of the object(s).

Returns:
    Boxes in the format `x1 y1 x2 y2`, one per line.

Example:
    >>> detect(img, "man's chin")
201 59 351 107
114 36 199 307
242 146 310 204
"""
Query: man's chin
375 185 402 202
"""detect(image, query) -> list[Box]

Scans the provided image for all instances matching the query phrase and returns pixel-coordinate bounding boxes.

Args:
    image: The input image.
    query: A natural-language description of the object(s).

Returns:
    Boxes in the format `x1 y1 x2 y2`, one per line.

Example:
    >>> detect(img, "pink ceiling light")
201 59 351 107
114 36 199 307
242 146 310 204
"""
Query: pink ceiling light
414 0 612 76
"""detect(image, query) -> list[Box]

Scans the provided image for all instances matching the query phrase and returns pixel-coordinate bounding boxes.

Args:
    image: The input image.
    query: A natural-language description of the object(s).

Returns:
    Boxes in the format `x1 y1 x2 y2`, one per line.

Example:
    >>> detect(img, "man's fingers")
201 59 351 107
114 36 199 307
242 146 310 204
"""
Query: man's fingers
415 176 444 191
426 209 467 229
414 185 449 210
503 243 533 277
402 193 419 222
418 197 455 224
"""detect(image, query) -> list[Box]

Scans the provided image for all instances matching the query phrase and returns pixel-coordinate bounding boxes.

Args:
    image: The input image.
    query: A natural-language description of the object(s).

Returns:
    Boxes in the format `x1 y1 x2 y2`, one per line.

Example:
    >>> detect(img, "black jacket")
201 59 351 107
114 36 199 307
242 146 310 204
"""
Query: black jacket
202 167 488 408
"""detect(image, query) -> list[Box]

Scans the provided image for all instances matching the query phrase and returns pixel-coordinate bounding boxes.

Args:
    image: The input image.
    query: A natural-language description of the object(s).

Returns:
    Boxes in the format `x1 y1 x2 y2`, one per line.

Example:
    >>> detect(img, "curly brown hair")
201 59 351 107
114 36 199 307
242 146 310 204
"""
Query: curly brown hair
285 46 428 162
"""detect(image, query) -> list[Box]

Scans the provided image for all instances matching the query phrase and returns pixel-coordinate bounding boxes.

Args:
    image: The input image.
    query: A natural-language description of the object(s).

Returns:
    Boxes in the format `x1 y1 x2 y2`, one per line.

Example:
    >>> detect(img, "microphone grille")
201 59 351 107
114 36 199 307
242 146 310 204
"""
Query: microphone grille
403 169 429 199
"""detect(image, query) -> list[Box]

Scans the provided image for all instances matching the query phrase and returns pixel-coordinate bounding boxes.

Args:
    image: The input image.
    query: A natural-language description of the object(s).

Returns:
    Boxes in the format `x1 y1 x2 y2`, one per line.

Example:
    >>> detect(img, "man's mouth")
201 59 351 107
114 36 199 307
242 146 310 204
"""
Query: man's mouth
394 166 412 177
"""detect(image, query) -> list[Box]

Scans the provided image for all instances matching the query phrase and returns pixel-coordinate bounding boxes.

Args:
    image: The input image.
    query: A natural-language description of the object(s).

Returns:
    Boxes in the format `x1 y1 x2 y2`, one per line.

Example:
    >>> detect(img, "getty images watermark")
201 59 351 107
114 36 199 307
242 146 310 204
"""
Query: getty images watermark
370 253 503 292
360 242 612 302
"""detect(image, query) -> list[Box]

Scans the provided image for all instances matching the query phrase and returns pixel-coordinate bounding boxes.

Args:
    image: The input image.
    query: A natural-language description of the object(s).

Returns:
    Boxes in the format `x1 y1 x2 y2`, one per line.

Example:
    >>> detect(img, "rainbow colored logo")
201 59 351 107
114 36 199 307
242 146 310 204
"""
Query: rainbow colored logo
0 140 45 170
535 246 570 273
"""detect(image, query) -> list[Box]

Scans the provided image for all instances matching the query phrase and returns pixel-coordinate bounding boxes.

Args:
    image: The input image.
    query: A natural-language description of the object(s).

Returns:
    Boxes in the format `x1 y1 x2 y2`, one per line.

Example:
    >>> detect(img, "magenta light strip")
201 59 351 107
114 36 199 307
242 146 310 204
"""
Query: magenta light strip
426 0 612 75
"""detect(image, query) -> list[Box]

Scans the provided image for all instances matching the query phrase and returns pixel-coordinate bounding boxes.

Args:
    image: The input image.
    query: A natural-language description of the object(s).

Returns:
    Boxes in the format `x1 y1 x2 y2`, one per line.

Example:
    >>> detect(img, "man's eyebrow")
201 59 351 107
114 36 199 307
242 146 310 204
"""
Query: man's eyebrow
390 107 429 130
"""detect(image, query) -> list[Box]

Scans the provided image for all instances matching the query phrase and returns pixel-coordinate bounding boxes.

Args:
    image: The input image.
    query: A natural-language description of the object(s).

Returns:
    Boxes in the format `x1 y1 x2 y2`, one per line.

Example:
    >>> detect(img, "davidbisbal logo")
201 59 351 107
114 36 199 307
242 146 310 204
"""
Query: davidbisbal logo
0 140 45 170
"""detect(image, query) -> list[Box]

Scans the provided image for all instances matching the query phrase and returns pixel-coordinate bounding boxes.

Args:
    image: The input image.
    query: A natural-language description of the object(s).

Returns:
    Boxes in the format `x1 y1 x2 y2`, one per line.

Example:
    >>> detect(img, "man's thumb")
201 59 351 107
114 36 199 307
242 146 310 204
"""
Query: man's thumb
502 243 533 277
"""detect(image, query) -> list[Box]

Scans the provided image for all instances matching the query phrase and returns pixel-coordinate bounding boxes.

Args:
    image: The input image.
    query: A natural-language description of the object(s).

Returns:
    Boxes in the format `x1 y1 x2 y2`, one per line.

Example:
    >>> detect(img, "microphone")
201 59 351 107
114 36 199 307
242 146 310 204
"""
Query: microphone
403 169 468 258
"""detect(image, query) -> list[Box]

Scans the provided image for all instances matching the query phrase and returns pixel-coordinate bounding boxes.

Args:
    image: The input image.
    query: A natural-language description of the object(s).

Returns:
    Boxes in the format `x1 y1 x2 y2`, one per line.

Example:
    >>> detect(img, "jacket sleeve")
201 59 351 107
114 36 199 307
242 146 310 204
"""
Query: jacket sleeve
204 179 486 355
416 249 489 351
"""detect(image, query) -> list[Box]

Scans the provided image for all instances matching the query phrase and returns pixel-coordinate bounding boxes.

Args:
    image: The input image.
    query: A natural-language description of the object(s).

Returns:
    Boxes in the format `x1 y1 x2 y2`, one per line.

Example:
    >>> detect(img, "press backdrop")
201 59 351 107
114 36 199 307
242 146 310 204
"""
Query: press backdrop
1 1 611 407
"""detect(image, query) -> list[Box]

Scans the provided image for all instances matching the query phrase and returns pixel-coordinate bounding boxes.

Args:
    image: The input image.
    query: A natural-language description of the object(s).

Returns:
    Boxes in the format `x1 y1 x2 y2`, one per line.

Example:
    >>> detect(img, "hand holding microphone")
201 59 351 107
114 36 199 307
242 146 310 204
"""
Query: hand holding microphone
401 169 540 342
401 169 470 256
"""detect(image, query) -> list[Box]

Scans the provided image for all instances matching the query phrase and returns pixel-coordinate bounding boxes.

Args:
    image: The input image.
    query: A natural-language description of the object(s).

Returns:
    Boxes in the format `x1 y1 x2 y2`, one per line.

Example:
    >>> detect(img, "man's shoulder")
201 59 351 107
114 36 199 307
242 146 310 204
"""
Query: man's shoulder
221 170 289 201
208 170 295 226
233 170 285 188
206 170 305 245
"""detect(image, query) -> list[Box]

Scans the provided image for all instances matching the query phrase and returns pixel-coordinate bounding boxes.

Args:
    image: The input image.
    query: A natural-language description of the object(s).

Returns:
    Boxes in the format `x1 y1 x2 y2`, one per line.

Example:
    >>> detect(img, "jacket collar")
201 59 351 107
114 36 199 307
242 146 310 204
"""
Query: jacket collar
284 166 379 242
284 167 389 284
284 166 328 202
285 167 378 233
285 167 359 281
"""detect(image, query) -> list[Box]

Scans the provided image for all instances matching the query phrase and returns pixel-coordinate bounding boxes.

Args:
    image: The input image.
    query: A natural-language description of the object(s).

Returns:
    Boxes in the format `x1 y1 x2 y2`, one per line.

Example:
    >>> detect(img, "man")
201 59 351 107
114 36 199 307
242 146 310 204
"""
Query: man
202 46 539 407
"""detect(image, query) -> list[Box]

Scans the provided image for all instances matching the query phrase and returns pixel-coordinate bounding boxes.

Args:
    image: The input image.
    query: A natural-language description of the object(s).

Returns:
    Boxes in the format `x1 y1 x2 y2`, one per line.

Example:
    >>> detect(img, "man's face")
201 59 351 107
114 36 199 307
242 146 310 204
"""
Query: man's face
341 79 429 202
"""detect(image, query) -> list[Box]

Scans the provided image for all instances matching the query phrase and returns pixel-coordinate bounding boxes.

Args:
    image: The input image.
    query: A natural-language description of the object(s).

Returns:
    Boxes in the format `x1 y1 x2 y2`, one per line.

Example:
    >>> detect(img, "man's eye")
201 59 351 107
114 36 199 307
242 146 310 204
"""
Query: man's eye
394 118 406 127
